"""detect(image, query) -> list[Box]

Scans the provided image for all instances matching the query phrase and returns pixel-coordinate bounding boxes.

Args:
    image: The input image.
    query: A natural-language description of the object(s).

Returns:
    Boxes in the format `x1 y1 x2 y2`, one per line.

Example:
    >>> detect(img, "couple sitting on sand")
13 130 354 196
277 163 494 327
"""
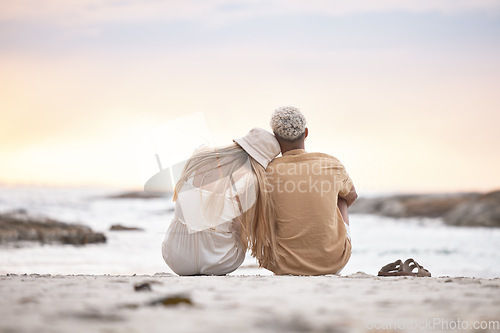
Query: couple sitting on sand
162 106 358 276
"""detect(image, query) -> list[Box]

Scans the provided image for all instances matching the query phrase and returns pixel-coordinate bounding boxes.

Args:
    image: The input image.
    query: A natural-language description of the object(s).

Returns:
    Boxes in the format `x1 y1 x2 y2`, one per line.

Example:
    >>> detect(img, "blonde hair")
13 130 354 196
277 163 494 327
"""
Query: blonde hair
173 143 278 267
243 157 278 267
270 106 307 141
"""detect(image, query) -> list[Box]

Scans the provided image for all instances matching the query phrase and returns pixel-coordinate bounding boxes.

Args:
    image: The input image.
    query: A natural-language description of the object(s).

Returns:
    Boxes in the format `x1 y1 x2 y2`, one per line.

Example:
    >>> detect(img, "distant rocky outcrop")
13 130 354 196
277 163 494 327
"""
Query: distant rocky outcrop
350 190 500 227
109 224 143 231
350 193 479 218
444 190 500 227
106 191 168 199
0 210 106 245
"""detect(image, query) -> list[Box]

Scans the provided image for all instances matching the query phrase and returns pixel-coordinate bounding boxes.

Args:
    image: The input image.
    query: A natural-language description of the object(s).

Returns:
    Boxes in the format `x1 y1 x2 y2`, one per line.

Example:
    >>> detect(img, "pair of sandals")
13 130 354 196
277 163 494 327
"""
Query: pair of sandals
378 258 431 277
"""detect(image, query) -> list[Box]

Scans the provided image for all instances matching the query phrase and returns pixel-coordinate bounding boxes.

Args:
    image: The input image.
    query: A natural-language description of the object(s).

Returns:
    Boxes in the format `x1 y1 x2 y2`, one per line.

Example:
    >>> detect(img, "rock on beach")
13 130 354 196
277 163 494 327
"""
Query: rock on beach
350 190 500 227
444 190 500 227
0 210 106 245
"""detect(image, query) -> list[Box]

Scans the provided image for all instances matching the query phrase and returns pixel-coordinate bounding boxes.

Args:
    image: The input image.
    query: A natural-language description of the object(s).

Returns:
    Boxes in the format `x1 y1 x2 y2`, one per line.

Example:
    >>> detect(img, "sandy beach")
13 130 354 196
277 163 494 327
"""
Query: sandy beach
1 273 499 333
3 0 500 331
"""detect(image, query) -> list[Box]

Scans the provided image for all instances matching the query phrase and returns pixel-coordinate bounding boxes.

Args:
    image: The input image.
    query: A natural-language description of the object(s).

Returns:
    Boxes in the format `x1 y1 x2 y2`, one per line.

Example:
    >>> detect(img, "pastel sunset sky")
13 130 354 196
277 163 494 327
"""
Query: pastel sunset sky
1 0 499 193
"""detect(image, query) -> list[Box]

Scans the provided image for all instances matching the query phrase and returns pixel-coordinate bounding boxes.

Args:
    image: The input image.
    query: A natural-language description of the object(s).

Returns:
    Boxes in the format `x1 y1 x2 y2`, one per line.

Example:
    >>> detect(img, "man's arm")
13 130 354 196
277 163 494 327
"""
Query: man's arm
340 185 358 207
337 197 349 225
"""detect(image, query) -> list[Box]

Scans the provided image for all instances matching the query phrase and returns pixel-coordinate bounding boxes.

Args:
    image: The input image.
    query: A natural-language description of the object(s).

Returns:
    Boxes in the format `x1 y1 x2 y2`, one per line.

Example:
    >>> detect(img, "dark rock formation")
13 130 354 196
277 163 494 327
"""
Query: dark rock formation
106 191 168 199
444 190 500 227
350 190 500 227
0 210 106 245
350 193 479 218
109 224 143 231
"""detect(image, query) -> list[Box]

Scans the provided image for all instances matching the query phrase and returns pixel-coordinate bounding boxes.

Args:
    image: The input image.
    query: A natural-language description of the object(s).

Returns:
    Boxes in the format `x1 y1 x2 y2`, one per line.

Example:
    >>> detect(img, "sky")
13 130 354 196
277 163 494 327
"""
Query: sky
1 0 499 193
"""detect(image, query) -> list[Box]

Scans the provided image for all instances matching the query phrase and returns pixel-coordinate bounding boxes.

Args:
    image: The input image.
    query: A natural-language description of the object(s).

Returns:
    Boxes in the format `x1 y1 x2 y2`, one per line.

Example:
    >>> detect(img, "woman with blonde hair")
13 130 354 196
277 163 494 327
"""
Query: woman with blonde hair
162 128 280 275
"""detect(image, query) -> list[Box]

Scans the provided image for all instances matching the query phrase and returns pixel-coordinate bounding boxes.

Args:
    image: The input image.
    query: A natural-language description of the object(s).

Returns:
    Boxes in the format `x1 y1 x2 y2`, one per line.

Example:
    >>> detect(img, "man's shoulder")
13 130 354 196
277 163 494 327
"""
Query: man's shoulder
270 152 342 164
306 152 342 162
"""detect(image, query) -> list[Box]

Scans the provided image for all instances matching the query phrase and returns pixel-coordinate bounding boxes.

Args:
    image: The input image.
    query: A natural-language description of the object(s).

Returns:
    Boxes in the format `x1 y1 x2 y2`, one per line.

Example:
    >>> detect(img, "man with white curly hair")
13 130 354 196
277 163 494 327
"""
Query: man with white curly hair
265 106 358 275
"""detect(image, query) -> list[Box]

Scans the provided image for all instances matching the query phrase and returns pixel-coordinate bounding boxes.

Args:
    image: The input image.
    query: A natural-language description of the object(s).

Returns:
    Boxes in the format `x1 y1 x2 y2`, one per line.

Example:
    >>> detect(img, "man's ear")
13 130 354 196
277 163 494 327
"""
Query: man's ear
304 128 309 139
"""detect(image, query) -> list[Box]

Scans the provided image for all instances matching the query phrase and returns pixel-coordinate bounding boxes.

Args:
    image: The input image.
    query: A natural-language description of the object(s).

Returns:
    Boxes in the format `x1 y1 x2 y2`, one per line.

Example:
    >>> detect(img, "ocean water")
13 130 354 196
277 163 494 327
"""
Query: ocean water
0 186 499 278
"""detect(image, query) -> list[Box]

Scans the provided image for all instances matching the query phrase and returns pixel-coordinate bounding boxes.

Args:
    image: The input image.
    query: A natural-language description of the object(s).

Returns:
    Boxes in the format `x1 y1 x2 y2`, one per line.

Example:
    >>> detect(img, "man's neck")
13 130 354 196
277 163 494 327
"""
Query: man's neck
279 142 305 154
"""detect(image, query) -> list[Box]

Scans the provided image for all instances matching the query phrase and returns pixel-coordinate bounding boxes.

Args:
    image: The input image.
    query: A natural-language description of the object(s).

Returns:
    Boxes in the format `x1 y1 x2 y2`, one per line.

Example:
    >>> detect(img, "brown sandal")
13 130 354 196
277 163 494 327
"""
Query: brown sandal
402 258 431 277
377 259 407 276
378 258 431 277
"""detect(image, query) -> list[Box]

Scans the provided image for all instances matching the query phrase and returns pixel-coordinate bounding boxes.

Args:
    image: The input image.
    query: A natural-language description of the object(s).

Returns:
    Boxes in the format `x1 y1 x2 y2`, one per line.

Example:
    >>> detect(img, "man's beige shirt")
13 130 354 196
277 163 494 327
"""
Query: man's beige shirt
265 149 353 275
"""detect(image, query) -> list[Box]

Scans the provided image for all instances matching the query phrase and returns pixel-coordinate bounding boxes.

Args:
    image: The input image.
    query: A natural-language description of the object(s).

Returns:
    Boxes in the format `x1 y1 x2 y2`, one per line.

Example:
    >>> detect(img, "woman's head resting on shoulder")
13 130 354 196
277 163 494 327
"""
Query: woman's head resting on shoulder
233 127 280 169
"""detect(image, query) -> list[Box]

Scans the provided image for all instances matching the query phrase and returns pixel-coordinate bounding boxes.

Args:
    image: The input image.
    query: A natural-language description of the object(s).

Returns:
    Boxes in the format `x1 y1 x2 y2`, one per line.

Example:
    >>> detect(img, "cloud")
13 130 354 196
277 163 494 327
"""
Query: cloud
1 0 499 26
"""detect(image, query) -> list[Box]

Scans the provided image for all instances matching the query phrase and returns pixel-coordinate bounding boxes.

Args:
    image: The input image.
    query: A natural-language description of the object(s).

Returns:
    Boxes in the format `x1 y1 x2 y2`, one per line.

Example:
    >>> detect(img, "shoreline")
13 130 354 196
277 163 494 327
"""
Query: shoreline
1 273 499 333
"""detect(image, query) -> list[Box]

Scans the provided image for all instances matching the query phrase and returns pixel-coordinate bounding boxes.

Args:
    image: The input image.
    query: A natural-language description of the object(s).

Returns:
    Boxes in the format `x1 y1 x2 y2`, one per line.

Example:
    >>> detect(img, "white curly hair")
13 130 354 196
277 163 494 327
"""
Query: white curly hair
270 106 307 141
